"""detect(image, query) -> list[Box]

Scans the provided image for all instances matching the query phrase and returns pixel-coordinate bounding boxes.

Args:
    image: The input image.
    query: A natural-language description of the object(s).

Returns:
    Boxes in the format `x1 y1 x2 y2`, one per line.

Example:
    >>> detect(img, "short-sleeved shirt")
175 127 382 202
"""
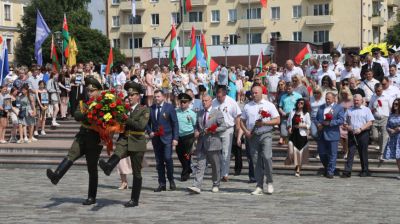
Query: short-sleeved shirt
359 78 380 101
212 96 242 128
176 108 197 137
345 105 375 130
329 61 345 82
241 99 280 134
279 92 302 114
389 74 400 89
317 70 336 85
281 66 304 82
27 75 42 91
369 93 393 117
265 73 281 93
340 69 361 81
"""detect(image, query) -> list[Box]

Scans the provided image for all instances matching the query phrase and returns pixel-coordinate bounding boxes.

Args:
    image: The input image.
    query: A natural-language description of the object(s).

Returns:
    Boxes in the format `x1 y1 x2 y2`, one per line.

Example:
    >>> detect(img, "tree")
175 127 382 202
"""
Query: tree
386 14 400 46
15 0 125 66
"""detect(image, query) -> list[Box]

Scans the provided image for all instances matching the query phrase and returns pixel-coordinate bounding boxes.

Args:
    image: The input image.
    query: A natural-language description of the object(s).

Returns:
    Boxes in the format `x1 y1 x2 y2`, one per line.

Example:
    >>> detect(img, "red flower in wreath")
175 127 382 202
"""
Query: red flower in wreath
125 104 131 110
99 111 104 117
97 96 102 101
118 92 124 98
110 102 117 108
377 100 382 107
95 103 103 109
97 120 102 125
87 112 93 119
207 123 218 134
122 114 129 120
325 113 333 121
110 88 116 94
116 99 122 105
101 91 106 96
112 111 117 116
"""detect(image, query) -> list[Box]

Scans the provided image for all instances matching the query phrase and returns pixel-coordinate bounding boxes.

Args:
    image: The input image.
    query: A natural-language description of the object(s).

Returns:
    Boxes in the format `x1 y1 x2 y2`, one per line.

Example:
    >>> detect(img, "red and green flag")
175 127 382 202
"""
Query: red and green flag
256 49 264 71
183 0 192 14
294 44 312 65
50 35 60 72
62 14 70 59
169 24 181 69
105 47 113 75
260 0 267 8
200 33 218 72
185 25 197 68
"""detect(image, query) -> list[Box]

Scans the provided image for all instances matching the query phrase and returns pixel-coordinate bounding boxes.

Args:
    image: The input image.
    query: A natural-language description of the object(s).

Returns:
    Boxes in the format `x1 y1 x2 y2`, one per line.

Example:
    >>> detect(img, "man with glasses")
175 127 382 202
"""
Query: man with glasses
382 77 400 102
318 61 336 87
388 64 400 89
328 50 344 89
341 60 361 81
372 47 389 77
361 55 384 82
282 60 304 83
252 77 267 95
265 63 281 103
348 77 365 98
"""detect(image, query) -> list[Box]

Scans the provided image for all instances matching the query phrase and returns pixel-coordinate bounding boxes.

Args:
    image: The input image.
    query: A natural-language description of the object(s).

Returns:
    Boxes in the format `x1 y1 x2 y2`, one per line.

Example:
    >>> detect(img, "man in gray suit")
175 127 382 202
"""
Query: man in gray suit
187 95 227 194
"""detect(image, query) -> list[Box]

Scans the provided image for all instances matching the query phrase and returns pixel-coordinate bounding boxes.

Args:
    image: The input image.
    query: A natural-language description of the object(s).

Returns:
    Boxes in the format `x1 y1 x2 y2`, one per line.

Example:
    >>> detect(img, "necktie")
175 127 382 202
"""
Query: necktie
156 105 161 121
203 110 208 127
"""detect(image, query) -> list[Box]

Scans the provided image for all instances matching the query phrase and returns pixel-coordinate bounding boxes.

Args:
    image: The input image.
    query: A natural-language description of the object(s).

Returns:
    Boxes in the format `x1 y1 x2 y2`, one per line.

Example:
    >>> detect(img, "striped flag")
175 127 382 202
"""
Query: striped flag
260 0 267 8
183 0 192 14
105 47 113 75
169 24 180 69
62 14 70 59
50 35 60 72
256 50 264 71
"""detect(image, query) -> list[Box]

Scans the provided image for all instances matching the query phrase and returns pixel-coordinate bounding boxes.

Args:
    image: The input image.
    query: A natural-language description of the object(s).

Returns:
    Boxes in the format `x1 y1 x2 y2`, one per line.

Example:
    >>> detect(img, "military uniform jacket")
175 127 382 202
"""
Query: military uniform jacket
122 105 150 152
196 108 227 152
72 101 101 144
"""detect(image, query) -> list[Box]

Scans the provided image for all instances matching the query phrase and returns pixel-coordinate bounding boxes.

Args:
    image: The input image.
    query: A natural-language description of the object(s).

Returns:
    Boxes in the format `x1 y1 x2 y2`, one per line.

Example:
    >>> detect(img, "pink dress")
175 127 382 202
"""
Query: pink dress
117 158 132 175
145 73 154 96
340 100 353 139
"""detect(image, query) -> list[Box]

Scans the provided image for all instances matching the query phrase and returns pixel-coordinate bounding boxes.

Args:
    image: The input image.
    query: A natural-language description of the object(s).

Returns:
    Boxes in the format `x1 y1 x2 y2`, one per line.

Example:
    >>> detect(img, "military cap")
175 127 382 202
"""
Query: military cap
347 51 358 57
371 47 382 54
124 81 143 95
330 50 341 58
85 77 102 91
178 93 192 102
388 48 396 54
216 85 228 92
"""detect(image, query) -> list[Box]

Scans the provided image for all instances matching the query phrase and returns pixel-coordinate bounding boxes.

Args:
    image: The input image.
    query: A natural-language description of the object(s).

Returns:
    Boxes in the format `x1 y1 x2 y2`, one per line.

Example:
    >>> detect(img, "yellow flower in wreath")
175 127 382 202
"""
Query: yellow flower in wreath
105 93 115 100
104 113 113 121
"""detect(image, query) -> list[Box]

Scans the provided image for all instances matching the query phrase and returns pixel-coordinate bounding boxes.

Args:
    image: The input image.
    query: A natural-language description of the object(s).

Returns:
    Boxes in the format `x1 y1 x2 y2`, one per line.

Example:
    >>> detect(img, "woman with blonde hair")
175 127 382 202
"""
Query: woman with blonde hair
339 86 353 159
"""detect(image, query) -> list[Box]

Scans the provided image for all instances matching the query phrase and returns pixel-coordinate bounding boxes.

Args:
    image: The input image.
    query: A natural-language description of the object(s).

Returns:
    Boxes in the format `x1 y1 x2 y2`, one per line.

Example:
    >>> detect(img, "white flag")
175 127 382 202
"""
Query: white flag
132 0 136 18
175 40 181 68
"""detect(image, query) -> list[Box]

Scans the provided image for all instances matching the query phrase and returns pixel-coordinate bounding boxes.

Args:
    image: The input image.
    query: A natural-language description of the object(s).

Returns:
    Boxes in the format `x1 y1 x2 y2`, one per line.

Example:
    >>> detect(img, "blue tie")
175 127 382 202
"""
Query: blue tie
156 105 161 121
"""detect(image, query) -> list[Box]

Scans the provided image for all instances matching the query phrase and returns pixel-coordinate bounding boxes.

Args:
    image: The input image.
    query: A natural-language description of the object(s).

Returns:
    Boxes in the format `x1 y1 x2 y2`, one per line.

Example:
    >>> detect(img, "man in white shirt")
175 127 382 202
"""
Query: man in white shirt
329 50 345 88
372 47 389 77
382 77 400 102
212 85 242 182
368 83 392 161
240 85 280 195
116 66 128 86
265 63 281 102
281 60 304 82
341 61 361 81
388 64 400 89
317 61 337 87
359 69 380 103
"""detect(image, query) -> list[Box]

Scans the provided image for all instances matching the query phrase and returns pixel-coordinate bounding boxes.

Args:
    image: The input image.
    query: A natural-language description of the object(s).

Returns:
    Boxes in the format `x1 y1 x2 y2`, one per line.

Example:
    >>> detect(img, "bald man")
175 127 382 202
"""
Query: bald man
281 60 304 82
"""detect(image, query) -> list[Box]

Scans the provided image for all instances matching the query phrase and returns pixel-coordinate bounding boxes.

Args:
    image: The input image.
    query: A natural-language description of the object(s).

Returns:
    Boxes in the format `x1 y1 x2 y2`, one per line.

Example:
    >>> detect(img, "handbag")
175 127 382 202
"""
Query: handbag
18 108 26 119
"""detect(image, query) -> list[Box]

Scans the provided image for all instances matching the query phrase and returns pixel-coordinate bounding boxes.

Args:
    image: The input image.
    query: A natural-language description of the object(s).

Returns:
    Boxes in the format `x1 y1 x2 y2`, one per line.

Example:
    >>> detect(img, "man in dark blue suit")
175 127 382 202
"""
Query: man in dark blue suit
148 90 179 192
316 92 345 178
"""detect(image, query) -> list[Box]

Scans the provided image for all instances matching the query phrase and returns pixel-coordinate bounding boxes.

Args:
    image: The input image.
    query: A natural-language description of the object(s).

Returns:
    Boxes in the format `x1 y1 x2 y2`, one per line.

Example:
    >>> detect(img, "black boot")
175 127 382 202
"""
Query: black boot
99 155 120 176
124 177 142 207
46 158 73 185
83 172 98 205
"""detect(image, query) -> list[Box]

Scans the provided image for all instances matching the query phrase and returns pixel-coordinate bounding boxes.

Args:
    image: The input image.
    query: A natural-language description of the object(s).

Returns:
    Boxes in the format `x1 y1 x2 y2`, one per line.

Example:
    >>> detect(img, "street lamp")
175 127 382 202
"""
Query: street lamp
54 31 64 67
153 39 164 66
222 35 230 66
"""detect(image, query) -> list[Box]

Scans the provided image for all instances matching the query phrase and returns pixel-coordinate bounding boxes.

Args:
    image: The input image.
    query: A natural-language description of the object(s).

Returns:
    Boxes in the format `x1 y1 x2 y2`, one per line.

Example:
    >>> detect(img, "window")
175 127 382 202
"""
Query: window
313 30 329 43
228 9 237 22
112 16 120 27
4 4 11 21
113 39 120 49
189 11 203 22
150 0 159 3
246 33 262 44
171 12 181 24
293 32 302 41
129 38 143 49
313 4 330 16
229 34 238 45
271 7 280 20
152 38 163 46
6 38 12 54
270 32 281 40
129 15 142 24
246 8 261 19
211 10 220 23
212 35 220 45
111 0 120 4
151 14 159 25
293 5 302 18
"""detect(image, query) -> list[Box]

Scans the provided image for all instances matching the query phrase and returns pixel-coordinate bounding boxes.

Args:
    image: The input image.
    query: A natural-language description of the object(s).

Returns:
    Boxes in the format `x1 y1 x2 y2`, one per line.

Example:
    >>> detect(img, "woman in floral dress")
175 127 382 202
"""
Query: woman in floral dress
383 98 400 180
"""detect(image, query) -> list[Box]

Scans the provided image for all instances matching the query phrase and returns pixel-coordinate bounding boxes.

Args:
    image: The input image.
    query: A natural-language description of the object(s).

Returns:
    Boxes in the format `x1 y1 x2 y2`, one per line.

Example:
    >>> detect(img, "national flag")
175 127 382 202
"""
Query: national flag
62 14 70 59
183 0 192 14
67 37 78 67
195 39 207 68
50 35 60 72
294 44 312 65
260 0 268 8
105 47 113 75
0 42 9 85
169 24 179 69
0 36 2 45
183 40 207 68
186 26 197 68
131 0 136 18
34 9 51 66
256 49 264 71
200 33 218 72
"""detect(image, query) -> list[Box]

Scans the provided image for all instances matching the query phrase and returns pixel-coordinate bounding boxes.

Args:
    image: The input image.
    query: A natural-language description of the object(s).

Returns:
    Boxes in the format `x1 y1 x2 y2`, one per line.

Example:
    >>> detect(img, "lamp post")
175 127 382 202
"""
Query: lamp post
154 39 164 66
54 31 64 67
222 35 230 66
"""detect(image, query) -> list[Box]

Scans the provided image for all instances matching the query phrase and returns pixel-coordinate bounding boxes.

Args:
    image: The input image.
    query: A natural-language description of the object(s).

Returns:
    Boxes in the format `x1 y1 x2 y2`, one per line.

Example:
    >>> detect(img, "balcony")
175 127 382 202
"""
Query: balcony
120 0 145 11
120 24 146 34
387 0 400 6
388 17 398 29
239 0 263 4
238 19 266 29
181 22 207 31
372 16 385 26
191 0 208 6
305 15 334 26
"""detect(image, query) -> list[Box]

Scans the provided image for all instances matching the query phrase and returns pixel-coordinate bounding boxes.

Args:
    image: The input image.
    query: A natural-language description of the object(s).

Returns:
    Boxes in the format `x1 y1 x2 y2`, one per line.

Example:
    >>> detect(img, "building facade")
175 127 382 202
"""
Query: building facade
0 0 30 62
106 0 399 64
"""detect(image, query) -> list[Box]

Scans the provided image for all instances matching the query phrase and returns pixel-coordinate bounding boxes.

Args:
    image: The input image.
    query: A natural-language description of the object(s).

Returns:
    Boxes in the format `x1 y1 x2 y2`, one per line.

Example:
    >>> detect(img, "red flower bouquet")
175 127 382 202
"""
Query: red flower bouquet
83 89 129 154
377 100 382 107
294 116 302 124
325 113 333 121
207 123 218 134
154 125 165 137
260 110 271 118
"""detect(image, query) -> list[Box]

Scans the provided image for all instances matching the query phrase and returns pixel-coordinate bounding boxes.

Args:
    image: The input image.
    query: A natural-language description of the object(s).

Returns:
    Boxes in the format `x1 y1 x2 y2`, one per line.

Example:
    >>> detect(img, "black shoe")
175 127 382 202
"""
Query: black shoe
99 155 120 176
359 171 371 177
46 158 73 185
154 185 166 192
170 181 176 191
340 172 351 178
326 174 334 179
124 199 138 207
82 197 96 205
248 179 257 184
234 170 241 176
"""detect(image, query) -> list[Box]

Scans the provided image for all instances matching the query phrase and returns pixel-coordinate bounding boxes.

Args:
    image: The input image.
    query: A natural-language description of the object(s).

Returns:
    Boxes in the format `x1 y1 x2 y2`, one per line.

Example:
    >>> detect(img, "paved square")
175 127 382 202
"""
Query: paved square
0 168 399 224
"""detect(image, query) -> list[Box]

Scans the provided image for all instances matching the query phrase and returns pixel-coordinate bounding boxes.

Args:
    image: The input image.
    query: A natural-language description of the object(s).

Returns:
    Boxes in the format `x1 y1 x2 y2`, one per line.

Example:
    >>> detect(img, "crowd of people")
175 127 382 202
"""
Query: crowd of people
1 47 400 207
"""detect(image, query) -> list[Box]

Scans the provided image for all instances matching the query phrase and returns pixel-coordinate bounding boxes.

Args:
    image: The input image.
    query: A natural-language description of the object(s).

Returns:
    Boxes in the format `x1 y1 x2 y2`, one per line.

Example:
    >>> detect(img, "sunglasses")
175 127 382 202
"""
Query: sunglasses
88 89 97 93
181 101 190 104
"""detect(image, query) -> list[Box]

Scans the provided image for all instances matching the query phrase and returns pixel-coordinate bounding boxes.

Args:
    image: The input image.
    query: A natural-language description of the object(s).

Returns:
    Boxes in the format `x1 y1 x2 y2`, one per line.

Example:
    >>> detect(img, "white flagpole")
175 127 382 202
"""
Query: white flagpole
181 0 185 60
131 0 136 65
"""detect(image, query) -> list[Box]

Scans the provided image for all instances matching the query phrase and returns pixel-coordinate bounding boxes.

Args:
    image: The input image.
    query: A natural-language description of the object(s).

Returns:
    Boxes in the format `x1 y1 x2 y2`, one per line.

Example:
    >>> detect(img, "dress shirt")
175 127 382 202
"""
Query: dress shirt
176 108 197 137
281 66 304 82
155 102 164 120
279 92 302 114
388 74 400 89
329 61 345 82
340 69 361 81
266 72 281 93
212 96 242 128
241 99 279 134
323 103 335 115
369 93 393 117
345 105 375 130
359 78 380 101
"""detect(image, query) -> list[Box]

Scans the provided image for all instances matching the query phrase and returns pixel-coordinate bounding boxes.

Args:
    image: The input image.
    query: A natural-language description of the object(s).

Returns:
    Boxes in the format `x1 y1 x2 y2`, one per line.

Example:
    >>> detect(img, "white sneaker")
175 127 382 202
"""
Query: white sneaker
31 137 38 142
41 131 46 136
251 187 263 195
211 186 219 193
16 139 23 144
24 137 29 143
52 121 60 127
266 183 274 194
187 186 201 194
0 140 7 144
34 131 39 136
396 176 400 180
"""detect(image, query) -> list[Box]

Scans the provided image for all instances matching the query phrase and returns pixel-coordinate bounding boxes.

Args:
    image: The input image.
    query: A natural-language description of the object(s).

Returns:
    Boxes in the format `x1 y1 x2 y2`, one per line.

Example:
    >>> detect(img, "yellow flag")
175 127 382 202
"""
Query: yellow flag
67 37 78 67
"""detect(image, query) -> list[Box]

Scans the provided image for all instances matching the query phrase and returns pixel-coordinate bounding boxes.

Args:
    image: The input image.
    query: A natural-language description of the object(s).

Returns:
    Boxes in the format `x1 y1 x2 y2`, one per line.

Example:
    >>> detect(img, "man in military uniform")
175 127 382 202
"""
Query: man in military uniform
99 81 149 207
46 77 103 205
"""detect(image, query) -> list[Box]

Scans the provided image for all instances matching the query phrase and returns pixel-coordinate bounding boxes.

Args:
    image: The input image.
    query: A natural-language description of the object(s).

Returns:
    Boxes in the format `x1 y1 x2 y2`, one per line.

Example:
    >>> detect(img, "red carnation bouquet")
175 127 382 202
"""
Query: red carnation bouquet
377 100 382 107
206 123 218 134
252 109 272 133
154 125 165 137
83 89 129 154
294 116 302 124
324 113 333 121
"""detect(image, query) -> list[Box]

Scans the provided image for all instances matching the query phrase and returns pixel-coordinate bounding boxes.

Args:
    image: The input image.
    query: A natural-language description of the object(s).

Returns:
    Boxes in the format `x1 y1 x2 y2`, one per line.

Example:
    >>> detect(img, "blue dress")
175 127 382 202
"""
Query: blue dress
228 73 237 100
383 114 400 160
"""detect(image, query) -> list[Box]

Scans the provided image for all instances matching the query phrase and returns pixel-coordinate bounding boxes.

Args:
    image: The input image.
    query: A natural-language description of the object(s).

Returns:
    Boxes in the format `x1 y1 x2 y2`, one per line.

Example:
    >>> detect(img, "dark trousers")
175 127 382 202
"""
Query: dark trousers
318 137 339 176
176 133 195 178
344 131 370 174
152 137 174 186
232 136 242 174
245 138 256 181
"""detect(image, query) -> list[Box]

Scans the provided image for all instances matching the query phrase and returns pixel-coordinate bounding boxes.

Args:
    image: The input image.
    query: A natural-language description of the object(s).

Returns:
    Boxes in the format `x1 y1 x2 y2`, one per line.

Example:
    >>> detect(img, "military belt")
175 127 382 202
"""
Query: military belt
125 130 145 136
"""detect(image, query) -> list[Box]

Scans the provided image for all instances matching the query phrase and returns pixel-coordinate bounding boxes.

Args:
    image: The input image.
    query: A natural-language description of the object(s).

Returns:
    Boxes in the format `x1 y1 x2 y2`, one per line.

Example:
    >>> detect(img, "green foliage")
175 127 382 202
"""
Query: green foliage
386 24 400 47
15 0 125 66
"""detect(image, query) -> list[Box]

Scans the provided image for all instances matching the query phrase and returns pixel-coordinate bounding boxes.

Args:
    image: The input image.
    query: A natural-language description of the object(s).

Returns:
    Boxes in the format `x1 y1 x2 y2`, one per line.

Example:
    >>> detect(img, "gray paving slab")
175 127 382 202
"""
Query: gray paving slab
0 167 399 224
